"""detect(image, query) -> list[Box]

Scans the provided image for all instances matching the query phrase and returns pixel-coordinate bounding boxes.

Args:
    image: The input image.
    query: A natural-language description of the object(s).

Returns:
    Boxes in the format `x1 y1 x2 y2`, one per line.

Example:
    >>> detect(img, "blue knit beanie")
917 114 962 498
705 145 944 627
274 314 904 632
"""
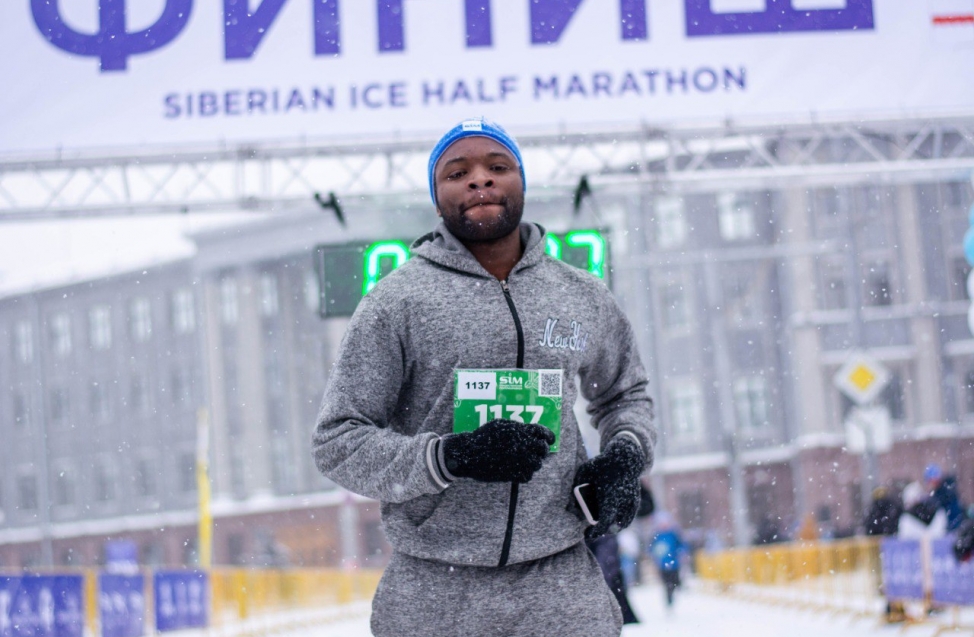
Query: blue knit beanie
428 117 525 206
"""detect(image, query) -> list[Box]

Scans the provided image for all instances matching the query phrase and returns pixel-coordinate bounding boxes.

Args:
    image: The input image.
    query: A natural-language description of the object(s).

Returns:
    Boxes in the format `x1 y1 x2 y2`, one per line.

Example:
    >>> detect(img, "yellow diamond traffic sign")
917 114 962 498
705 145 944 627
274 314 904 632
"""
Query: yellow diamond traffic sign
834 352 891 406
848 366 876 392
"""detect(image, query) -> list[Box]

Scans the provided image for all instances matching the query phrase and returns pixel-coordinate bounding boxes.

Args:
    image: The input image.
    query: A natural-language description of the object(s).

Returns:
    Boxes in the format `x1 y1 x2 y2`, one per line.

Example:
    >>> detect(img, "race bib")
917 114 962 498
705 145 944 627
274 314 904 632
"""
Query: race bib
453 369 564 451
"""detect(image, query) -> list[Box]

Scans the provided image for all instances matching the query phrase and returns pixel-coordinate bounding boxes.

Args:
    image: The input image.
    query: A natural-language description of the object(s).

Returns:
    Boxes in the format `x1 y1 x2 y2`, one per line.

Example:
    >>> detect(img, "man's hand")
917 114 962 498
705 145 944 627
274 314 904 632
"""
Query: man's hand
573 436 645 539
442 419 554 483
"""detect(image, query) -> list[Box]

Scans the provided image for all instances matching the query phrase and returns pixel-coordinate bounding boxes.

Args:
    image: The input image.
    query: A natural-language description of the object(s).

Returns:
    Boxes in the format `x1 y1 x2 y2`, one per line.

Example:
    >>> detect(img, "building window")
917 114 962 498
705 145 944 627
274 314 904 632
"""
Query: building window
668 381 704 443
94 459 116 502
14 321 33 363
17 474 38 511
656 197 688 249
723 270 762 325
13 391 29 429
951 256 971 302
134 457 157 499
271 436 295 494
179 453 196 494
182 538 199 566
50 387 69 426
54 466 75 508
50 313 72 358
678 490 706 529
129 375 148 415
817 188 842 216
863 260 893 307
129 297 152 342
857 185 892 251
142 543 165 567
882 371 906 421
660 283 689 330
964 369 974 415
748 483 776 527
717 192 756 241
945 181 969 208
734 376 769 429
220 277 239 326
89 305 112 350
304 269 320 312
260 272 279 317
172 289 196 334
89 383 111 422
171 369 192 407
818 257 848 310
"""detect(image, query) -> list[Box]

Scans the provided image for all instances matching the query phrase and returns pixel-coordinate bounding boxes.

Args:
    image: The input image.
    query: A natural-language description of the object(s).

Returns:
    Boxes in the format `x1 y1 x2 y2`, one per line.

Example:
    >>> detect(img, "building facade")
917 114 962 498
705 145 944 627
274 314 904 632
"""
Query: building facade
2 173 973 566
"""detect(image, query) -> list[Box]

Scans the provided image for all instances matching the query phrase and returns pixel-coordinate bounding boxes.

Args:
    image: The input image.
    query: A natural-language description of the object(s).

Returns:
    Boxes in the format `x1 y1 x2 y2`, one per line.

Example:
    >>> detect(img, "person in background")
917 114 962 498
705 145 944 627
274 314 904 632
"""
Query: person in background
864 486 902 537
756 514 785 544
587 533 639 625
865 486 903 622
924 464 966 532
898 481 947 617
616 526 641 589
649 512 687 611
955 515 974 563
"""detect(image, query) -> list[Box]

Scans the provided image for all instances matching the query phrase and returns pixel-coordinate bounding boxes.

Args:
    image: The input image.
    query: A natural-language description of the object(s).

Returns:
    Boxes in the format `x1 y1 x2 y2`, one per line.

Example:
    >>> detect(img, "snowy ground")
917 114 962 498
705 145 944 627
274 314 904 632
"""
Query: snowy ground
183 576 974 637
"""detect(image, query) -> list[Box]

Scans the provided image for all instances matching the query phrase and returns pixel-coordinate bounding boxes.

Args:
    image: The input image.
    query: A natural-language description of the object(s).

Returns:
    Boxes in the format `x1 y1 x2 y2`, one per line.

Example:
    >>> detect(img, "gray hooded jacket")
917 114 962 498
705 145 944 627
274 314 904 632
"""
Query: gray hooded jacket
313 221 655 568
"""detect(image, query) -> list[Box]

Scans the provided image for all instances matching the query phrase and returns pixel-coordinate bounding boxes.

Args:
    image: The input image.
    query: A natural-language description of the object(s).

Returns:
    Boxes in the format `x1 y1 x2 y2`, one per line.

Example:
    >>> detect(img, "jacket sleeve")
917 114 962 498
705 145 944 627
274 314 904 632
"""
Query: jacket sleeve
312 297 447 503
578 291 656 469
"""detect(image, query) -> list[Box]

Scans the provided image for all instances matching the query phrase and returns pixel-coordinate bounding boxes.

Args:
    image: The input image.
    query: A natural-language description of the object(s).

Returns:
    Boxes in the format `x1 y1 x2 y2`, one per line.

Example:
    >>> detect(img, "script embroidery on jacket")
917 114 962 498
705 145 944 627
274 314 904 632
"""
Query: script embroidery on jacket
538 318 589 352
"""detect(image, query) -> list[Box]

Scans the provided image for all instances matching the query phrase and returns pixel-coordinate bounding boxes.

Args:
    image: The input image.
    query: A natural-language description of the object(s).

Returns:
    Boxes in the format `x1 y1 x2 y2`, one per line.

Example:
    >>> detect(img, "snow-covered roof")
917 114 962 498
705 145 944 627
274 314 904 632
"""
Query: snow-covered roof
0 213 263 300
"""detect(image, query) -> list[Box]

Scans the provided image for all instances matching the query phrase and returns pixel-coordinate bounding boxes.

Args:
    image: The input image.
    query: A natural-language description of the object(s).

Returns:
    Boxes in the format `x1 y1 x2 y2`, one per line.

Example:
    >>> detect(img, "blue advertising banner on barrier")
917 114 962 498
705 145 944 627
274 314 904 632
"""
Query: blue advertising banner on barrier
98 574 145 637
153 571 207 633
931 538 974 606
880 539 924 601
0 575 84 637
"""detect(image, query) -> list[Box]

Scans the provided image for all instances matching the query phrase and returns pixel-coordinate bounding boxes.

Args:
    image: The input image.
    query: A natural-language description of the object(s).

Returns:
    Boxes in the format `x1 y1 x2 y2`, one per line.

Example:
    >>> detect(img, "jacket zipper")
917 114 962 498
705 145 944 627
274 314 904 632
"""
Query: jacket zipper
498 279 524 567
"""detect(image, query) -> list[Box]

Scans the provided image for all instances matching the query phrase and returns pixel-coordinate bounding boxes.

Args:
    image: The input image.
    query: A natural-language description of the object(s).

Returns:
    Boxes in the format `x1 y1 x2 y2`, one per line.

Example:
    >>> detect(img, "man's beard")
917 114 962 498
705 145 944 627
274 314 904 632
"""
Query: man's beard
440 192 524 244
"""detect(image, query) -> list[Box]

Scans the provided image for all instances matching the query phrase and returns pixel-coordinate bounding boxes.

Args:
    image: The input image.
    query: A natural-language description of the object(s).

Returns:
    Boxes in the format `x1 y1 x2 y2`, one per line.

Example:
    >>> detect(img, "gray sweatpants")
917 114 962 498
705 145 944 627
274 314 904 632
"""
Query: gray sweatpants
370 542 623 637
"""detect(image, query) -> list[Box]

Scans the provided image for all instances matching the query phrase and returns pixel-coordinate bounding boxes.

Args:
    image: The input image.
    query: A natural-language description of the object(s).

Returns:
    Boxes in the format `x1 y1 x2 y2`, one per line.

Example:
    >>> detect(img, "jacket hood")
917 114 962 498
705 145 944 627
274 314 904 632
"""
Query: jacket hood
411 221 547 279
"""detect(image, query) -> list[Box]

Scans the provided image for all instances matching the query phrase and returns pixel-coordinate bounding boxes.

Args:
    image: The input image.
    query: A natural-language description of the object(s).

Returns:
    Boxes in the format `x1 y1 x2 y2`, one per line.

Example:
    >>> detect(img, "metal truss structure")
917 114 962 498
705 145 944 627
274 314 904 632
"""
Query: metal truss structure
1 114 973 221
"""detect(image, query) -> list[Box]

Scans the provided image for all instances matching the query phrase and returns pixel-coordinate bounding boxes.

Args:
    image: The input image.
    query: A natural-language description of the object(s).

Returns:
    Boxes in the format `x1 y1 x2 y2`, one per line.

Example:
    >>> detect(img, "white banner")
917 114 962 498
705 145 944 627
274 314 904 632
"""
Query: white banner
1 0 972 155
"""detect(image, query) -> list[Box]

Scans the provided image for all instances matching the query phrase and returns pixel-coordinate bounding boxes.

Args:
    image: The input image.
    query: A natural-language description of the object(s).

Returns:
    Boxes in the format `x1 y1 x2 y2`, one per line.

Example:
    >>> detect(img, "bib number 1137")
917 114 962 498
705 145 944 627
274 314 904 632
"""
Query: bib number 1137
474 404 544 425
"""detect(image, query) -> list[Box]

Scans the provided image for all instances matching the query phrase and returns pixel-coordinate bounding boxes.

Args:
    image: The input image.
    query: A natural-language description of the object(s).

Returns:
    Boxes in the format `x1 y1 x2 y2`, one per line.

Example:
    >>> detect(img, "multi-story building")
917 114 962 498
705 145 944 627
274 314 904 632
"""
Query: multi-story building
0 259 204 567
2 174 972 566
647 179 974 541
0 232 383 569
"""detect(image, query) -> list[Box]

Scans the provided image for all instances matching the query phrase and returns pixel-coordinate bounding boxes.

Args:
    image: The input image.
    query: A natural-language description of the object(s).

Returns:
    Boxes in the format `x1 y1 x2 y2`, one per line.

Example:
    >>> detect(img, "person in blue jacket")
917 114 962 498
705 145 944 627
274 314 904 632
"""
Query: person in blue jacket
649 512 686 609
924 464 966 532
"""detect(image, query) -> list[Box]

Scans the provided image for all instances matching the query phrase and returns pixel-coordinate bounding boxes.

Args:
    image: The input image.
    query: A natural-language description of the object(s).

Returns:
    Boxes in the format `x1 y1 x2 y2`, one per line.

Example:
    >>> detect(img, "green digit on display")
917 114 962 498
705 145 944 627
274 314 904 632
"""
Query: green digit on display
545 235 563 260
363 241 410 295
565 231 606 279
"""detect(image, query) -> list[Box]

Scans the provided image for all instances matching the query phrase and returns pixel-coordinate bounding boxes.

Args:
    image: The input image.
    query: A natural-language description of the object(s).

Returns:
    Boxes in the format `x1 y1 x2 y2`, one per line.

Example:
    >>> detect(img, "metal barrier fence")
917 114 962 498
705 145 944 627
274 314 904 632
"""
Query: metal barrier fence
209 568 382 627
1 567 382 637
694 537 884 616
694 537 974 633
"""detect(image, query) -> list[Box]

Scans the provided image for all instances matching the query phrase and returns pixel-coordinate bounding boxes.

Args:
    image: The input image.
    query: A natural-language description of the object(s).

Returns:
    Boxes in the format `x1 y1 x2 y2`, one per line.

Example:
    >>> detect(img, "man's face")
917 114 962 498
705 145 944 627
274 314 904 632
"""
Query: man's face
433 136 524 243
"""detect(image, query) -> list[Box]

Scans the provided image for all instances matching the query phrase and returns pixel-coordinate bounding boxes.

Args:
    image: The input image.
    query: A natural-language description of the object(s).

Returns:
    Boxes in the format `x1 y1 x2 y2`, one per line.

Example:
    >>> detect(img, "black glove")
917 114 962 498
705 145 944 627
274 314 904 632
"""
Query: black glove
441 419 554 483
572 436 645 540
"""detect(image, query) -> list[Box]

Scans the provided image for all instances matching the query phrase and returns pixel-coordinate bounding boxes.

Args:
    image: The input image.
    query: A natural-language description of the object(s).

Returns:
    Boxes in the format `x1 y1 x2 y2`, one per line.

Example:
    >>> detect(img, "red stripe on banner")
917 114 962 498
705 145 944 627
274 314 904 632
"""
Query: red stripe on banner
932 14 974 25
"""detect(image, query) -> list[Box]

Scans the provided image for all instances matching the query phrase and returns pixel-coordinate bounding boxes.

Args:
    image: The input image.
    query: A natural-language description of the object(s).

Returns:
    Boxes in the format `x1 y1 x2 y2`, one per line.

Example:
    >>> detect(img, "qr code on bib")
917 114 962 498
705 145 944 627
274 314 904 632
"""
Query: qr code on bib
539 371 562 397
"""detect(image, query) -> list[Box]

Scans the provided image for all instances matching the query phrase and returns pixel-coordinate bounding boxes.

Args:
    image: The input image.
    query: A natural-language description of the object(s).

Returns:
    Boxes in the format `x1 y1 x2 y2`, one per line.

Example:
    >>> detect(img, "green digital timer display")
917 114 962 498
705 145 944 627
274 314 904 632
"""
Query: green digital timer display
314 229 609 318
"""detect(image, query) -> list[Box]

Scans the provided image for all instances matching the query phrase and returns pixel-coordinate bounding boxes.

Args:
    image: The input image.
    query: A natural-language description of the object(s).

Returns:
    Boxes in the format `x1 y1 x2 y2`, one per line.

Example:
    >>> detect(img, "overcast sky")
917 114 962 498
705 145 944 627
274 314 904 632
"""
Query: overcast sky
0 213 261 298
